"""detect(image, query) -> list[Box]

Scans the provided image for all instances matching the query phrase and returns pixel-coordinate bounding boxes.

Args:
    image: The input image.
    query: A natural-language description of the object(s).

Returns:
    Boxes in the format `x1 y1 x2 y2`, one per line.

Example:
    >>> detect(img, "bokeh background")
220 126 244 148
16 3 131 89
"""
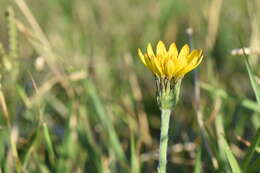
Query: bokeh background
0 0 260 172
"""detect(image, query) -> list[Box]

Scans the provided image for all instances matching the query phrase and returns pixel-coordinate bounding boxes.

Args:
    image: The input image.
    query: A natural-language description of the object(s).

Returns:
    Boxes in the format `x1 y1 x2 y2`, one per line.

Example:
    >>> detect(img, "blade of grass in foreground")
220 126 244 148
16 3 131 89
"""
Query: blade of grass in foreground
220 136 242 173
131 133 140 173
201 82 260 112
242 127 260 172
246 156 260 173
84 79 125 161
216 113 242 173
20 126 40 168
242 48 260 104
194 145 202 173
78 106 103 173
43 123 56 163
215 113 231 172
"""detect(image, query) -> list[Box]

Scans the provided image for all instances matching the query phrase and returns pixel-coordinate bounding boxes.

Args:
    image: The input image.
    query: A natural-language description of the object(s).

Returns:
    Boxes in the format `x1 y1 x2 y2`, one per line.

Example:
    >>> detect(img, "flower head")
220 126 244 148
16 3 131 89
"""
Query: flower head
138 41 204 109
138 41 203 81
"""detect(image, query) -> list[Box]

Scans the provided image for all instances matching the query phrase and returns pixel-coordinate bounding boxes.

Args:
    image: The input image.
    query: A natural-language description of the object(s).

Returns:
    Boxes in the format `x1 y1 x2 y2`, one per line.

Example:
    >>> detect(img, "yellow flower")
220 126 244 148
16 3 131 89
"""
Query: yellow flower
138 41 203 80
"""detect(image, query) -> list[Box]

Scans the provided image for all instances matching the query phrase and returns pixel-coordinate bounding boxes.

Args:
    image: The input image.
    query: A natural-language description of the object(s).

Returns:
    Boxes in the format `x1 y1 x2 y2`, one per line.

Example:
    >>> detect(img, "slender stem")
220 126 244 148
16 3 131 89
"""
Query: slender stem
158 109 171 173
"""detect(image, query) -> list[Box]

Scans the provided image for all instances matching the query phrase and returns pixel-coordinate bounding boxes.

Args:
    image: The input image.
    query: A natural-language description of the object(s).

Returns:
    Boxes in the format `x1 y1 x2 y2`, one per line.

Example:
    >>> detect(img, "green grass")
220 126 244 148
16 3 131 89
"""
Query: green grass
0 0 260 172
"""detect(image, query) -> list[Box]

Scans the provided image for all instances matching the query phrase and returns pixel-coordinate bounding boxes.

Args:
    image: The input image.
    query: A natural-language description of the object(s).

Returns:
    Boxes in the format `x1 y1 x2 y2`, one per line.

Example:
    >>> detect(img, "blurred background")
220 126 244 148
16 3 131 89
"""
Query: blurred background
0 0 260 172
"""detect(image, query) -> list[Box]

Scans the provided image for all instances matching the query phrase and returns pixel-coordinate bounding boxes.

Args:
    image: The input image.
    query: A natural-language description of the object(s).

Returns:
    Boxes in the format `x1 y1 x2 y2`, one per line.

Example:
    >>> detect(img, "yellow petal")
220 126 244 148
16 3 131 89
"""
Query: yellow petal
192 55 204 69
175 44 189 71
166 58 175 78
187 49 202 63
168 43 178 58
197 49 203 57
176 54 204 77
144 56 153 70
142 56 159 77
147 43 155 57
138 48 147 66
156 41 166 56
178 44 190 60
153 57 164 77
186 50 198 62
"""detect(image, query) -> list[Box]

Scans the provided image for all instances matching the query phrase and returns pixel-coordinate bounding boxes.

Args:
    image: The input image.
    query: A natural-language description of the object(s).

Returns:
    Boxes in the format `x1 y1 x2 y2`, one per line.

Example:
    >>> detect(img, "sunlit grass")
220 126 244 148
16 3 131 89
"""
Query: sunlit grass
0 0 259 172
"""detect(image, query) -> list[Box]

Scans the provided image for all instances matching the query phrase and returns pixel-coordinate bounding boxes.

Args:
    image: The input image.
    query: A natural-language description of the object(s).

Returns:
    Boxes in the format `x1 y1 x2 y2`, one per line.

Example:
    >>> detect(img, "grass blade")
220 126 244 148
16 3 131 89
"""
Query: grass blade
131 133 140 173
78 106 104 173
20 126 40 168
246 157 260 173
242 50 260 104
201 82 260 112
84 79 125 161
216 114 241 173
242 127 260 172
221 137 242 173
43 123 56 163
194 145 202 173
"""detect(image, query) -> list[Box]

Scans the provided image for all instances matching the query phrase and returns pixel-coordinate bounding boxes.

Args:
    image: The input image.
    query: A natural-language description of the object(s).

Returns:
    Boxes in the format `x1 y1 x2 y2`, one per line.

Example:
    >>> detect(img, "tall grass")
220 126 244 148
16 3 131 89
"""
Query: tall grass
0 0 259 172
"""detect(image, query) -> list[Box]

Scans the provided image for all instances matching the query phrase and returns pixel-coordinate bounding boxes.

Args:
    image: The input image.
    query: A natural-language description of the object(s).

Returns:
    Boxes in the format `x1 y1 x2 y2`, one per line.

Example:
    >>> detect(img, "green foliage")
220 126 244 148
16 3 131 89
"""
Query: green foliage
193 145 201 173
243 53 260 104
0 0 259 172
242 127 260 172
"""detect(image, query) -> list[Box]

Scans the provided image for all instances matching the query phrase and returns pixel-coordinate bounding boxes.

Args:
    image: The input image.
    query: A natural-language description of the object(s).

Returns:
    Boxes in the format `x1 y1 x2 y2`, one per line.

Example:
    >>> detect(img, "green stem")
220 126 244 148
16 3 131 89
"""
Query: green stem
158 109 171 173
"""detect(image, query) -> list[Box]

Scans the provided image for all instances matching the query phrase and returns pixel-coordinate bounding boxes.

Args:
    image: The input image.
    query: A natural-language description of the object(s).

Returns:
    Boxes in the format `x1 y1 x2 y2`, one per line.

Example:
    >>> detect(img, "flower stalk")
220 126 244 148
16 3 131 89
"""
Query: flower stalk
158 108 171 173
157 79 181 173
137 41 203 173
